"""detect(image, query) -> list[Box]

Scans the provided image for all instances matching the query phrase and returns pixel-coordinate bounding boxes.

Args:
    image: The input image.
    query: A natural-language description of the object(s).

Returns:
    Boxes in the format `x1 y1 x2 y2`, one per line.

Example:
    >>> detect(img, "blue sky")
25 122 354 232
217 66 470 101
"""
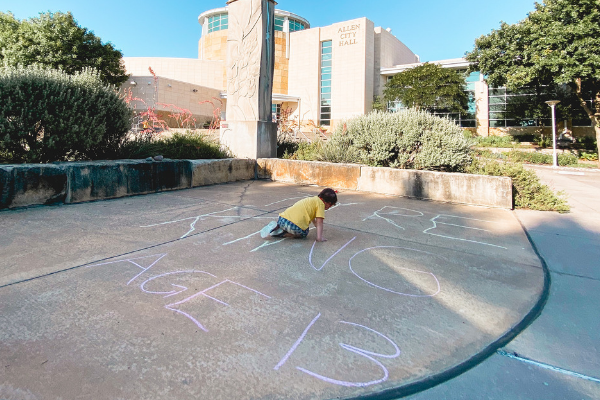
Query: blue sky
3 0 536 62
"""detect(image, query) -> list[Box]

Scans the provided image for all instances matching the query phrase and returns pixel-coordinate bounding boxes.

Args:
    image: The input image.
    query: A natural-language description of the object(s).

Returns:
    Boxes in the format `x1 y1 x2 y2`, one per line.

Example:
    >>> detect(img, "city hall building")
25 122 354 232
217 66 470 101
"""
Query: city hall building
122 7 593 138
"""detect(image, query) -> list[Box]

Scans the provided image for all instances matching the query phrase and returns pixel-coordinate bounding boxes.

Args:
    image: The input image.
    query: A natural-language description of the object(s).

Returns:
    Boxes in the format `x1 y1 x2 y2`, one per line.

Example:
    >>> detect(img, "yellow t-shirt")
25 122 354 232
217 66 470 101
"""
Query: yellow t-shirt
279 196 325 230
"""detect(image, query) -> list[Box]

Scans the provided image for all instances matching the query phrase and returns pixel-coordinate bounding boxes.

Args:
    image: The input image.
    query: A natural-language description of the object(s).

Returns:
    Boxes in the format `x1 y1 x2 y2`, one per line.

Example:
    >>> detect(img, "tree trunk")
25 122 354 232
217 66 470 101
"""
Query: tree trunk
574 78 600 157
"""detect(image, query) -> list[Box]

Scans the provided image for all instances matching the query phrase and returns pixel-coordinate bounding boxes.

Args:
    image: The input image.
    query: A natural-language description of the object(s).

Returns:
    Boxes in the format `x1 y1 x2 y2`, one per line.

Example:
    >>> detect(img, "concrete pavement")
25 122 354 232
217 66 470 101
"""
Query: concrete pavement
1 180 544 399
405 165 600 400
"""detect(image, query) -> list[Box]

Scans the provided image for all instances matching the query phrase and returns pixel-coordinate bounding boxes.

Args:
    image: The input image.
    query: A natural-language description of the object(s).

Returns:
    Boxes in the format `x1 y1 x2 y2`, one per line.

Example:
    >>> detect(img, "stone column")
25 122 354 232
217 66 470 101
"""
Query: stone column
220 0 277 159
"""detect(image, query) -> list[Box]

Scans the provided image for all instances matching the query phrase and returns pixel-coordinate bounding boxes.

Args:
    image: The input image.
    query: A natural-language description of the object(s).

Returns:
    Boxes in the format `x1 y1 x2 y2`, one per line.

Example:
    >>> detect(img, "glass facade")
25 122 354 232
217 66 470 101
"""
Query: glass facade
212 14 302 33
489 84 593 128
208 14 228 33
387 70 477 128
289 19 305 32
274 16 285 32
319 41 332 126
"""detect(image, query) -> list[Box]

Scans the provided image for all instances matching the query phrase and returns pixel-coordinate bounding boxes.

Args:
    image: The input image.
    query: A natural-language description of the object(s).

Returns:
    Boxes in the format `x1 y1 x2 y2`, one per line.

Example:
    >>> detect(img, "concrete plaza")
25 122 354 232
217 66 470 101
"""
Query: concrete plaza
0 179 548 399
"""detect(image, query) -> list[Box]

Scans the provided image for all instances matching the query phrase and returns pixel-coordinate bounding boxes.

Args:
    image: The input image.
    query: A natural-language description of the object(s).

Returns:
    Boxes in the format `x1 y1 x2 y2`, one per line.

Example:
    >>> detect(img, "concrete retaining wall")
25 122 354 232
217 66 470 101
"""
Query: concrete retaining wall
1 158 513 210
257 159 513 209
0 159 255 209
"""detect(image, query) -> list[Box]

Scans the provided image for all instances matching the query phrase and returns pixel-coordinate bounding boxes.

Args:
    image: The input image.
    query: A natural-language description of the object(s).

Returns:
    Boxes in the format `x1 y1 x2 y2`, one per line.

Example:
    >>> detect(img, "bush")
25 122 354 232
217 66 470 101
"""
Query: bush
0 65 131 163
282 141 323 161
579 151 598 161
466 159 569 212
504 150 579 166
319 110 474 171
114 132 230 160
474 135 515 148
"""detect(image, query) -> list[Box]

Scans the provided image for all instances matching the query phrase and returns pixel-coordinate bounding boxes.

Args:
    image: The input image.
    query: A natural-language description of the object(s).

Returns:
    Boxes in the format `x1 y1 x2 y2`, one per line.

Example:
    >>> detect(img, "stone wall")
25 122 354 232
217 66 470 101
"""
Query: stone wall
257 159 513 209
0 159 255 210
1 159 513 210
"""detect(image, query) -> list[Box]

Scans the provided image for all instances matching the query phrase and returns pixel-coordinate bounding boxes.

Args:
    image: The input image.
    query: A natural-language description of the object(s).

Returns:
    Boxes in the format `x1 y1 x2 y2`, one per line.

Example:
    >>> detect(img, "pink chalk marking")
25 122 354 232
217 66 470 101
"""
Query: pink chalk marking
338 321 401 358
296 350 388 387
127 253 168 285
165 279 270 332
349 247 441 297
295 321 400 387
140 270 217 297
86 253 168 286
309 237 356 271
274 313 321 370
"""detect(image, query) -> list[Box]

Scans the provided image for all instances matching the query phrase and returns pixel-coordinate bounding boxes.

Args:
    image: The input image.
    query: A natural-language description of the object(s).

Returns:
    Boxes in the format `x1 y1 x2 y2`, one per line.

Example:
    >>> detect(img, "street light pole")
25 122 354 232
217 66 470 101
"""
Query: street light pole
545 100 560 168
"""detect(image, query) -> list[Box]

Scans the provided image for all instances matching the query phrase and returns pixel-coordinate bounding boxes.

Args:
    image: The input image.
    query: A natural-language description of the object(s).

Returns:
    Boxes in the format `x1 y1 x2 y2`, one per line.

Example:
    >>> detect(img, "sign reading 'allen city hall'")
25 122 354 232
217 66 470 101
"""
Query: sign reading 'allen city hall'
338 24 360 46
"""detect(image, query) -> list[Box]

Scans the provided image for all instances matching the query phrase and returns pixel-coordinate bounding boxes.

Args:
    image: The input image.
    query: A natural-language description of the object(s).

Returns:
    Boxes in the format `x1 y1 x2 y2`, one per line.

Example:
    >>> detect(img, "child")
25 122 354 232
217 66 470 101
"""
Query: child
260 188 337 242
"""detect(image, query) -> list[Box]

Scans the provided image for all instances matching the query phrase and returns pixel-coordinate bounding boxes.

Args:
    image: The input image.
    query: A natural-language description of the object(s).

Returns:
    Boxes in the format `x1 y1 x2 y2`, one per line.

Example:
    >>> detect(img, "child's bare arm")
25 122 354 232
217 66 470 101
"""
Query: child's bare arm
314 217 326 242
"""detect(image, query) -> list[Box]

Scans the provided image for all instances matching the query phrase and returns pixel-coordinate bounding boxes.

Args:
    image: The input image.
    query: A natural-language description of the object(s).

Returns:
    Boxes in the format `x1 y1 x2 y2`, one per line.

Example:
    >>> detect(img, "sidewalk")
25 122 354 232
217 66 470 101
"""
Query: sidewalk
405 165 600 400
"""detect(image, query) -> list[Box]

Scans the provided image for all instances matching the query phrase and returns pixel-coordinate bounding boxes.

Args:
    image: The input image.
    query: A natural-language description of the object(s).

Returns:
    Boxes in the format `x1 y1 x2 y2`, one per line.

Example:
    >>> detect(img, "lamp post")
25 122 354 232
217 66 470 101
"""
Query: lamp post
545 100 560 167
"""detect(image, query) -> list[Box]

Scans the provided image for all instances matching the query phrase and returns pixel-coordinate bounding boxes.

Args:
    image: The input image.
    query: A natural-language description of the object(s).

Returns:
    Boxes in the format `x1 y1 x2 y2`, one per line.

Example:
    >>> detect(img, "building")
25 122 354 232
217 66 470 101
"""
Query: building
122 7 594 138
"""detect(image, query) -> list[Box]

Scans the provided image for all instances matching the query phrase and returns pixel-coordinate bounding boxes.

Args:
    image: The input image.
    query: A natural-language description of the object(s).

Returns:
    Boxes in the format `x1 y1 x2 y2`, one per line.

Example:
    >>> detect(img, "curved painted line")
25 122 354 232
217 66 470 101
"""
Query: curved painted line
349 246 441 297
309 237 356 271
296 346 389 387
140 270 217 295
338 321 401 359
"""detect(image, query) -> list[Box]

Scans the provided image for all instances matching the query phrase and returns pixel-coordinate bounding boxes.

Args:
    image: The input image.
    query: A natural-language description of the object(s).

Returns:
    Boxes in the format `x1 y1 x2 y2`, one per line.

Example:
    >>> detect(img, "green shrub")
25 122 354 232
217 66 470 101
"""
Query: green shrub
474 135 515 148
319 110 474 171
466 159 569 212
579 151 598 161
115 132 230 160
282 141 323 161
0 65 132 163
277 139 299 158
504 150 579 166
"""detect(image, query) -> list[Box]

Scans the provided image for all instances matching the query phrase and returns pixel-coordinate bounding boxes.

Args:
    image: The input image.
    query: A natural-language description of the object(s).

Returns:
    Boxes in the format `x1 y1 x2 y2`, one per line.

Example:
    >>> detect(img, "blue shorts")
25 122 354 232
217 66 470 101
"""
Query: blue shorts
277 216 309 238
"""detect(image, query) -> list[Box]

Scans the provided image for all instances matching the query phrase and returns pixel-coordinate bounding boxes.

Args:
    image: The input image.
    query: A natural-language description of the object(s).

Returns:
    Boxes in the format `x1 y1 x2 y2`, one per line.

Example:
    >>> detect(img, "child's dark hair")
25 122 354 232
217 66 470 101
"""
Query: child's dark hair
318 188 337 205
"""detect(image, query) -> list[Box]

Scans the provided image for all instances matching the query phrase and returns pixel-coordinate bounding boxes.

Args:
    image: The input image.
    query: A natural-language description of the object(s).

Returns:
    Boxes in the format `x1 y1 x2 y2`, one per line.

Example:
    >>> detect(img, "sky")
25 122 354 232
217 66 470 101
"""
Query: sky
2 0 537 62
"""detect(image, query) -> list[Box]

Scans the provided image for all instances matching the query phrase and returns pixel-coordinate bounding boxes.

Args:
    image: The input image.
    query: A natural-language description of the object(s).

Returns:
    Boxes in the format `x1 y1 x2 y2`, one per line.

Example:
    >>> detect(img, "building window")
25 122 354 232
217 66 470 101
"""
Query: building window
274 16 285 32
488 84 593 128
319 40 332 126
208 14 228 33
289 19 305 32
272 103 281 122
388 70 477 128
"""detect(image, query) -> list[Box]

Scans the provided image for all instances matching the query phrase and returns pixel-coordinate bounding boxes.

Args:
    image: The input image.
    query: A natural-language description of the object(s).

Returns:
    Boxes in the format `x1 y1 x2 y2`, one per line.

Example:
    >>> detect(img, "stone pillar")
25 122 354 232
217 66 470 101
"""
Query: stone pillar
220 0 277 159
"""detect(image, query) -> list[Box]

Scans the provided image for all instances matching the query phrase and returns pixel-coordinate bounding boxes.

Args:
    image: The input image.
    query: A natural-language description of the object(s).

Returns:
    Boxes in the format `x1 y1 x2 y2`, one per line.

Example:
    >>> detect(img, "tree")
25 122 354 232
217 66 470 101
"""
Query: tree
0 11 127 86
383 62 469 114
466 0 600 155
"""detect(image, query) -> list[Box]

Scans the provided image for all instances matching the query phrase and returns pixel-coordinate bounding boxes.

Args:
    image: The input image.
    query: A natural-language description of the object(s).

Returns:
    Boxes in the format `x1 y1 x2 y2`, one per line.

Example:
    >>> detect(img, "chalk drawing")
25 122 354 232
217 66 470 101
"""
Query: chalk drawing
140 270 217 298
423 214 507 249
165 279 271 332
140 207 240 238
86 253 167 285
363 207 424 230
251 238 286 252
265 196 310 207
329 202 361 211
276 316 401 388
349 247 440 297
274 313 321 370
309 237 357 271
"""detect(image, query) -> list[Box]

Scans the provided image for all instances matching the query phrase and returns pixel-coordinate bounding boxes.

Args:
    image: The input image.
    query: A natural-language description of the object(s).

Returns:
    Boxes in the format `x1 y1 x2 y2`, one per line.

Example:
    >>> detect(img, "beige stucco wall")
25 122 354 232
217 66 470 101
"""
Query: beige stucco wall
373 27 419 97
123 57 225 91
122 76 222 126
288 28 321 126
327 18 373 126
